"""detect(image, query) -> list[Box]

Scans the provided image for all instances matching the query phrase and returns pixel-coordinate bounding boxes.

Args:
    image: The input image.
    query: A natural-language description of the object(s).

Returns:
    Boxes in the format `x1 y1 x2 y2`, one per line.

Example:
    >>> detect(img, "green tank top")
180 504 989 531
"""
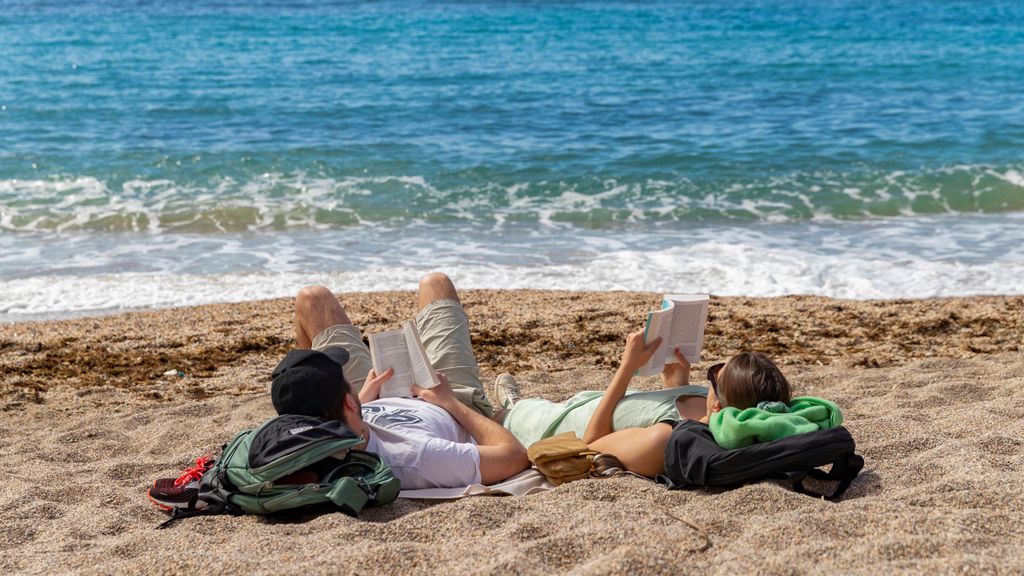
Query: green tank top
503 385 708 447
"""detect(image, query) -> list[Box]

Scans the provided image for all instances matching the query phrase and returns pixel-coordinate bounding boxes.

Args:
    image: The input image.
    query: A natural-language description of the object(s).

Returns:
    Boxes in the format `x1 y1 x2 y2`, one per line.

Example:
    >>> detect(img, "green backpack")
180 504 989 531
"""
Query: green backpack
158 414 399 527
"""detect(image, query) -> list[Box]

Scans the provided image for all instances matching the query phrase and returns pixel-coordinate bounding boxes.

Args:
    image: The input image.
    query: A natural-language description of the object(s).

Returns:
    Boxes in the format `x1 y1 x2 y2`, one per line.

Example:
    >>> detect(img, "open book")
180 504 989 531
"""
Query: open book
637 294 710 377
367 321 440 398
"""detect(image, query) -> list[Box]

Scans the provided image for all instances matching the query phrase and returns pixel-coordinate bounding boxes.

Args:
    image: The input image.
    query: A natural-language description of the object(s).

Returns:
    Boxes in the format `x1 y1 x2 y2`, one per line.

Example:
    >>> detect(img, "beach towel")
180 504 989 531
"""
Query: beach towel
397 469 554 499
709 396 843 449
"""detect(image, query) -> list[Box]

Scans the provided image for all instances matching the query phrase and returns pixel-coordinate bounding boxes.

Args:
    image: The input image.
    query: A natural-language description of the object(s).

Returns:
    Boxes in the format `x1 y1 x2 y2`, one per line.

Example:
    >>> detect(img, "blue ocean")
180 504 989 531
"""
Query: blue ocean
2 0 1023 321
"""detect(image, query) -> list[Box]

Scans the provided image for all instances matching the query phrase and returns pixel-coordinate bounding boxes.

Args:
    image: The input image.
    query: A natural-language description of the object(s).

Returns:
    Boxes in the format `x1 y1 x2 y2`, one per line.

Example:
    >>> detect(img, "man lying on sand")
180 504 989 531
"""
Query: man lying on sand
149 273 528 509
281 272 529 489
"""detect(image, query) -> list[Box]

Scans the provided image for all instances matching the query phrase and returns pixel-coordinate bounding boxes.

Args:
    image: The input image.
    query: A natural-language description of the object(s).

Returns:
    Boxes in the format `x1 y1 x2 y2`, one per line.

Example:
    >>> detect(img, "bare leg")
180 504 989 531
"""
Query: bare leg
294 285 352 348
418 271 460 311
414 272 493 417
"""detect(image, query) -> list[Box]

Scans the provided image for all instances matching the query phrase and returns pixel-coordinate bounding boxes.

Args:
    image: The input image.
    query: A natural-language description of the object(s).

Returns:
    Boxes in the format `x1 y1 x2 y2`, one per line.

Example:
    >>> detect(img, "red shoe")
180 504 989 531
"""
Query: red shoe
148 455 214 511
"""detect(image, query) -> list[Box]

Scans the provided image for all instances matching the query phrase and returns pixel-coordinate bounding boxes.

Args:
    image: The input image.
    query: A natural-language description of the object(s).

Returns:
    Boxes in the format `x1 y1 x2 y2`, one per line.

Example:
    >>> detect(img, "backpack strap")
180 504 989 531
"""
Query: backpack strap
325 477 370 516
326 457 382 506
791 453 865 501
155 505 221 530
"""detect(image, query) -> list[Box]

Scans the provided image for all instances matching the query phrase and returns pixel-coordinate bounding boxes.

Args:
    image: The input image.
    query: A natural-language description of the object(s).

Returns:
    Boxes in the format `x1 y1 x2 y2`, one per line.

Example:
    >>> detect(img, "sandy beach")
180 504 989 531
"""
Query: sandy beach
2 290 1023 575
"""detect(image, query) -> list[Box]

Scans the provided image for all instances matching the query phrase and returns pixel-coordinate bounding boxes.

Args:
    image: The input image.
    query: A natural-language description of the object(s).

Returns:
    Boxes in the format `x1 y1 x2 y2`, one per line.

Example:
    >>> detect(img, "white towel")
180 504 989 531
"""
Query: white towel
397 469 554 499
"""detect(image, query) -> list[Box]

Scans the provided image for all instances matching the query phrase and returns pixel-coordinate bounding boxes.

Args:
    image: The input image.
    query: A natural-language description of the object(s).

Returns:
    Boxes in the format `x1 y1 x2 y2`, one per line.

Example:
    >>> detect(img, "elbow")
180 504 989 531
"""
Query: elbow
502 441 529 478
480 442 530 485
510 442 529 470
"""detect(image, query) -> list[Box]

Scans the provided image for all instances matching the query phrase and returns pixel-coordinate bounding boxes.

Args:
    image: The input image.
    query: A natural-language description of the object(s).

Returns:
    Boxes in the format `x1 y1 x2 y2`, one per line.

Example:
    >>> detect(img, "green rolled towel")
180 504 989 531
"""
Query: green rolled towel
709 396 843 450
756 401 789 413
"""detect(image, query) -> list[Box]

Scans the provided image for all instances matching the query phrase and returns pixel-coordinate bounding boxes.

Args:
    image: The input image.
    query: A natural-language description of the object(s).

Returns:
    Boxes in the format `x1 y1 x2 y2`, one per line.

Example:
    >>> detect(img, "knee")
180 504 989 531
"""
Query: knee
419 272 454 293
296 285 336 314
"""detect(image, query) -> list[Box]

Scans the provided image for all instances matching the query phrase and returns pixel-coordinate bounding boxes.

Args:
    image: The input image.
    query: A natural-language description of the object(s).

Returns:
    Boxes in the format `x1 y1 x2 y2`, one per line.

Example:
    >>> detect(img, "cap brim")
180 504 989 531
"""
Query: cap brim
320 346 350 367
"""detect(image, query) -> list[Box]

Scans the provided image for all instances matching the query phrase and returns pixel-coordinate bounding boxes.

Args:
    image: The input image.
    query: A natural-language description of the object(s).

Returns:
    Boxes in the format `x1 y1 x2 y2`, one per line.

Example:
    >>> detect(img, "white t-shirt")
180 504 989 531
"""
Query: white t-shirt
361 397 481 490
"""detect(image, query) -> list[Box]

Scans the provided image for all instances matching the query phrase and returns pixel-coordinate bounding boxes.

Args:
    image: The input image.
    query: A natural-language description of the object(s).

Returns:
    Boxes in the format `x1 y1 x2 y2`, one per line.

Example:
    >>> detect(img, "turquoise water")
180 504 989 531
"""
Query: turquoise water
2 1 1023 318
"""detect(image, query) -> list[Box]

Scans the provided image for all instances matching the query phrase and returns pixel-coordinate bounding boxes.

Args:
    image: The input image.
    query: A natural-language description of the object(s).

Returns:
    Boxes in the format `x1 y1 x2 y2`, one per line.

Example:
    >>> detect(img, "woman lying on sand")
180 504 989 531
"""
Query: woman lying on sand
496 331 796 478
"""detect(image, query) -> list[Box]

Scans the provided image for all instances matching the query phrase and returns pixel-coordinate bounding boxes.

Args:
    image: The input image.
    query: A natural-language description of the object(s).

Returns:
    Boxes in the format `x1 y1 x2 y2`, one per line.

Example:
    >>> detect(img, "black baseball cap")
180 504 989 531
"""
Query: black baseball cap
271 348 350 417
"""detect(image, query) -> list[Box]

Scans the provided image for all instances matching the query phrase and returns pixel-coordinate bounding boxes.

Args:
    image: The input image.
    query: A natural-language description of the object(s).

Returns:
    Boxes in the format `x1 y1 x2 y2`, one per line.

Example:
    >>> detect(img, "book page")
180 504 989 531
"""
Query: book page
664 294 709 365
636 294 710 377
403 321 439 389
369 329 417 398
637 305 674 377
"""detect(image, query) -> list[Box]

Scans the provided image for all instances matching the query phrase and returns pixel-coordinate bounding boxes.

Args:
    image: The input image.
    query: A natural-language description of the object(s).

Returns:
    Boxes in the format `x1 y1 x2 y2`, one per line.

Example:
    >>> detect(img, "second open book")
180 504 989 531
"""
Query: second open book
367 322 440 399
637 294 710 378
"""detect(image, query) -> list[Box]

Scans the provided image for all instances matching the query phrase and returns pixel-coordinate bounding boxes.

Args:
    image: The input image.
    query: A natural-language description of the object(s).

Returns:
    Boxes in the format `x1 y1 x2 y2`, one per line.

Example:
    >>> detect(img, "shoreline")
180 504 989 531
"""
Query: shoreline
4 285 1024 327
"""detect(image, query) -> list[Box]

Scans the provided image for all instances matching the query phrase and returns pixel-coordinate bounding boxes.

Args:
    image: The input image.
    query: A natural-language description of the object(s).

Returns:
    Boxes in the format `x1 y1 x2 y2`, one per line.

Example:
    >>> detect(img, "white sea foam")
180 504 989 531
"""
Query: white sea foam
1 243 1019 320
987 168 1024 188
4 163 1024 235
1 214 1022 322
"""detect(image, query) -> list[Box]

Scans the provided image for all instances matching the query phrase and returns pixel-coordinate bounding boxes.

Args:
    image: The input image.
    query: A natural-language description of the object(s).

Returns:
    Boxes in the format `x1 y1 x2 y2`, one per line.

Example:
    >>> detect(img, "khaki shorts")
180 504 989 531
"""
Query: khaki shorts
311 298 493 418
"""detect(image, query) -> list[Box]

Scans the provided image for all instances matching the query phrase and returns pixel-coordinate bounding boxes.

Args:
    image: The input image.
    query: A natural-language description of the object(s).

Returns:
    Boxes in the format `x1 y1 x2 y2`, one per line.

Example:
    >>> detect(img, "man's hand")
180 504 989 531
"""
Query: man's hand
358 368 394 404
661 348 691 388
620 330 662 374
412 372 456 409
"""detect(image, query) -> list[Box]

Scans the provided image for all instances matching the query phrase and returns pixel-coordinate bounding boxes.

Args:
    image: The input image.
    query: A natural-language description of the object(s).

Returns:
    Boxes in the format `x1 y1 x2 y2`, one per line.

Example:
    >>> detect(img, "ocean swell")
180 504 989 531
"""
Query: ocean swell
2 164 1023 234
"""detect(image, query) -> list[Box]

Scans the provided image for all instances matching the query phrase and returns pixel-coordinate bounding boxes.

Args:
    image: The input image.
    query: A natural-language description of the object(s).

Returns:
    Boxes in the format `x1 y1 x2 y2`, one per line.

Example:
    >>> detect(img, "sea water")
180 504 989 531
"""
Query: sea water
2 1 1023 321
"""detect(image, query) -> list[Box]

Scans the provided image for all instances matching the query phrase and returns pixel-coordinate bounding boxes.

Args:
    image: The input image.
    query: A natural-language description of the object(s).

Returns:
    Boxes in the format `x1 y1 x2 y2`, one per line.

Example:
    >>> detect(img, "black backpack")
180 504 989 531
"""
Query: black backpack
658 420 864 501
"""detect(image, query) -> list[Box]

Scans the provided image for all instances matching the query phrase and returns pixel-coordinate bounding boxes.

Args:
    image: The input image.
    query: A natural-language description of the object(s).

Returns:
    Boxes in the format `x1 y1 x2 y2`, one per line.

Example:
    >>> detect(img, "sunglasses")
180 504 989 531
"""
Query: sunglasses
707 362 725 397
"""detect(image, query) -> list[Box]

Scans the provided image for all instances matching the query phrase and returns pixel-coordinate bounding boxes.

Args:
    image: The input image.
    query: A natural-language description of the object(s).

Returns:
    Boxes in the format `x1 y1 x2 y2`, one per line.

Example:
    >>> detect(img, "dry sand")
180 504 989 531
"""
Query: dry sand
1 290 1023 575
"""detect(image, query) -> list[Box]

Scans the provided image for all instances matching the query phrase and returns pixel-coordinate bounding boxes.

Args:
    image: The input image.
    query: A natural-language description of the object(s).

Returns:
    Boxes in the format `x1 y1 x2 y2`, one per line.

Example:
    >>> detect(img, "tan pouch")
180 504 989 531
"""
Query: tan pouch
527 432 598 486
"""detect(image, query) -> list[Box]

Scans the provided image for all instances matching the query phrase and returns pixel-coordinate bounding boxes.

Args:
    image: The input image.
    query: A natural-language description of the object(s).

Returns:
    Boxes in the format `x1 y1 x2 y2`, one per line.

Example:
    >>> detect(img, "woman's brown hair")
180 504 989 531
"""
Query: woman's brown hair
591 453 626 477
717 352 791 409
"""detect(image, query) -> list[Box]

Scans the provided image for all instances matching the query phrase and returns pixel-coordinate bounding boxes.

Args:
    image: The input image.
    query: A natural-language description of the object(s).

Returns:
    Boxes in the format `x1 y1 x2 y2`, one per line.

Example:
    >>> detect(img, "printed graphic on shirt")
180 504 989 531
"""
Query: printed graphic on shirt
362 405 425 429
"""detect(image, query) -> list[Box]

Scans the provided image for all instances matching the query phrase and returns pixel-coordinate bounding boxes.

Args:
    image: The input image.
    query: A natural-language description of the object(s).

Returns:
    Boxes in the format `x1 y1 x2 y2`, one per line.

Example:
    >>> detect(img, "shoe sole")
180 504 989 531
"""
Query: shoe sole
147 492 208 512
148 481 205 512
147 491 176 511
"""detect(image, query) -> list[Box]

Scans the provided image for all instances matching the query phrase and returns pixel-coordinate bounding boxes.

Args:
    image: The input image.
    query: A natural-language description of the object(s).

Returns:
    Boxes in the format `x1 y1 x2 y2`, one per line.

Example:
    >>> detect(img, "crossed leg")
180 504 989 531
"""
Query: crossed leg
294 273 460 348
294 285 351 349
292 273 492 416
418 271 461 310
